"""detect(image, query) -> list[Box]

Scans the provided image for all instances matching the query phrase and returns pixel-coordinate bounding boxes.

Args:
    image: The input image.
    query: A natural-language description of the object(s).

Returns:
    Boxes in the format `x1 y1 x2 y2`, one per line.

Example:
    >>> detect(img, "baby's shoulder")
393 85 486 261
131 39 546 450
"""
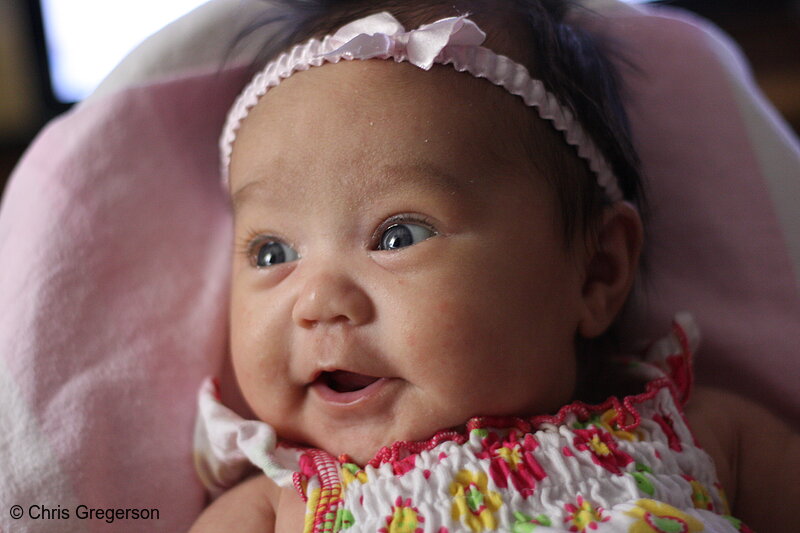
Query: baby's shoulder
684 385 800 531
682 387 741 492
190 473 296 533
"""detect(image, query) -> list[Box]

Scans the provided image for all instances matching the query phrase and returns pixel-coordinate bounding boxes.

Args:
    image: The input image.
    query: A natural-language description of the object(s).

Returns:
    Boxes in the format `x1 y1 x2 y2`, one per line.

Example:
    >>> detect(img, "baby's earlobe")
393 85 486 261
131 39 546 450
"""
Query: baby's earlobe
578 202 643 338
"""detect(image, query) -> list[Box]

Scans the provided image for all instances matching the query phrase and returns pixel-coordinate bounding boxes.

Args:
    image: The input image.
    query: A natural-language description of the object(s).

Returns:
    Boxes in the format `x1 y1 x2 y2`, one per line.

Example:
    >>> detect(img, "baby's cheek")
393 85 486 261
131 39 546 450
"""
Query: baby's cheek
398 295 449 348
424 300 462 344
404 331 418 349
407 299 486 369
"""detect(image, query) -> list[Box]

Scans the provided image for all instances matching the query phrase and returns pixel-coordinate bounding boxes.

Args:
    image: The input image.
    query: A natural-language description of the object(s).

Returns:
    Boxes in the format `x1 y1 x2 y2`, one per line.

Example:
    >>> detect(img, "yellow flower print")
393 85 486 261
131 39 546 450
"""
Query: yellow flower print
450 470 503 532
497 444 524 469
340 462 368 487
563 495 610 532
302 484 345 533
303 488 321 533
573 427 633 474
625 499 704 533
715 483 731 515
687 480 713 511
589 434 612 456
600 409 642 442
380 497 425 533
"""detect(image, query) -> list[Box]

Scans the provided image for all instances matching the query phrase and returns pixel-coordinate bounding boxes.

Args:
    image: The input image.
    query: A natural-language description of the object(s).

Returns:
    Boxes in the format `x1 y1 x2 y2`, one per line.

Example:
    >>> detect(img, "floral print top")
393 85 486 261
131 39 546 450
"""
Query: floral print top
194 315 752 532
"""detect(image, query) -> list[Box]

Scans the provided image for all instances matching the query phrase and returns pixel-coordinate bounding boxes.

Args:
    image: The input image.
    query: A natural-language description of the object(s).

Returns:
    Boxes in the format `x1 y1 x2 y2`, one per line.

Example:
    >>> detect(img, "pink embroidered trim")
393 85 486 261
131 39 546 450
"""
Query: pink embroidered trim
292 449 345 532
367 430 468 469
292 472 307 503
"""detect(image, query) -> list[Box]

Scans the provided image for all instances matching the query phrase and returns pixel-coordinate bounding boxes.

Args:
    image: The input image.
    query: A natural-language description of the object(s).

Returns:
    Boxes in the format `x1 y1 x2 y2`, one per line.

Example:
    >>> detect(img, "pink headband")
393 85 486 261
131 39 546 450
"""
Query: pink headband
220 12 623 202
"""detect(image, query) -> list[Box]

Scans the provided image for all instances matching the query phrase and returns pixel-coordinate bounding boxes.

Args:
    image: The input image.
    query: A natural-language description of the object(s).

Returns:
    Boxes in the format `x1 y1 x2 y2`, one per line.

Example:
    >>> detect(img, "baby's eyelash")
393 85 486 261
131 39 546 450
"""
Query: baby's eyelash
372 214 437 242
381 213 436 230
234 227 267 259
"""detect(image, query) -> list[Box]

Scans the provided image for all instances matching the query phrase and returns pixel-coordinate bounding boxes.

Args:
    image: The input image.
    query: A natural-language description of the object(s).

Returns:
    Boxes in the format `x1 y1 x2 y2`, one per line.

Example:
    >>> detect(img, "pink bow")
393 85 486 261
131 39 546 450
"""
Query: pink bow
324 12 487 70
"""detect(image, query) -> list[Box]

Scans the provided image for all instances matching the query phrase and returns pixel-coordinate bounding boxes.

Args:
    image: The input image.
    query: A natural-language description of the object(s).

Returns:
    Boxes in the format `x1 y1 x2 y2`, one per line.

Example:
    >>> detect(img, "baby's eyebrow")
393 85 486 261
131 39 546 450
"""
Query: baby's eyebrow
231 161 479 211
231 179 267 211
373 162 475 197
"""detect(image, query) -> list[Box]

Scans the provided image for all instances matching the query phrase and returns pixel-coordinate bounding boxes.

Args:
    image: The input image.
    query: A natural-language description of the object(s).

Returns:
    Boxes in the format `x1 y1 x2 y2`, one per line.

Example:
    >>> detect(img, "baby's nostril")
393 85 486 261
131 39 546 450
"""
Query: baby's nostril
323 370 379 393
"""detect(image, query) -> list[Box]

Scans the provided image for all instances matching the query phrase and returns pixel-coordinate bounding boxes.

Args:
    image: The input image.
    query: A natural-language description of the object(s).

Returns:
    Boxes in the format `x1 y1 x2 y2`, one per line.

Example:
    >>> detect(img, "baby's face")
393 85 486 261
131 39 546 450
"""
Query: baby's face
229 60 589 464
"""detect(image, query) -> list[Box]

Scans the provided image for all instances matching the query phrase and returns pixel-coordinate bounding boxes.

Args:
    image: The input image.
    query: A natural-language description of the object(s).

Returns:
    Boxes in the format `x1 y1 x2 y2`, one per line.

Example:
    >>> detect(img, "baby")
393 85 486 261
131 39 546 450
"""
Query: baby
190 1 798 531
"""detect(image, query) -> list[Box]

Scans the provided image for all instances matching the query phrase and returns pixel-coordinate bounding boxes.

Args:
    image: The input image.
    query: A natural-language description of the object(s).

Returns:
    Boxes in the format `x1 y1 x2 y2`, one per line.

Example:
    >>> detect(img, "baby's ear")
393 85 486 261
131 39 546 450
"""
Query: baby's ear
578 202 643 339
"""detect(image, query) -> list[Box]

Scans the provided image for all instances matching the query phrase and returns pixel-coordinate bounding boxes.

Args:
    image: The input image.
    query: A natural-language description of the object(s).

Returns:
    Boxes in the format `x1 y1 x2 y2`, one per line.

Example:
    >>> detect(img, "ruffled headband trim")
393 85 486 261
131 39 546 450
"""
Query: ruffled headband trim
219 11 624 202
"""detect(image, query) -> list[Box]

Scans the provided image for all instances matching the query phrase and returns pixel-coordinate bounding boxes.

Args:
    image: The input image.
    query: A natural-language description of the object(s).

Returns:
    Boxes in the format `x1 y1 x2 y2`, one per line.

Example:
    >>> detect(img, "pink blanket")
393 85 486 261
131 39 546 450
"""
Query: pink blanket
1 3 798 532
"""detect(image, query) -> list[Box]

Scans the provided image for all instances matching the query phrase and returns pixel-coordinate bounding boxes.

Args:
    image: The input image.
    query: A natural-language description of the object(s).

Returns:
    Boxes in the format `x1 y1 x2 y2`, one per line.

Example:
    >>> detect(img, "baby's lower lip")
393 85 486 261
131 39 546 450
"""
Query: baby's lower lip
310 374 390 406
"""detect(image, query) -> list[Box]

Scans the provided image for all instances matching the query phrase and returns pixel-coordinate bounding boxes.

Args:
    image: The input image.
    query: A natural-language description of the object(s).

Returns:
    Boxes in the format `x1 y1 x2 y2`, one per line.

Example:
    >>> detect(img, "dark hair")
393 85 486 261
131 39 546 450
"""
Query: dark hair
231 0 647 246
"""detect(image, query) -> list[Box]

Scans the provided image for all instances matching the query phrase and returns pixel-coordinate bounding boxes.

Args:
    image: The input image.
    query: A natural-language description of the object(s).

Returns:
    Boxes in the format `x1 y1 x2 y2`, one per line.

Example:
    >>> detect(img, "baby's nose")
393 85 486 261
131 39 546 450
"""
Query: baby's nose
291 270 374 328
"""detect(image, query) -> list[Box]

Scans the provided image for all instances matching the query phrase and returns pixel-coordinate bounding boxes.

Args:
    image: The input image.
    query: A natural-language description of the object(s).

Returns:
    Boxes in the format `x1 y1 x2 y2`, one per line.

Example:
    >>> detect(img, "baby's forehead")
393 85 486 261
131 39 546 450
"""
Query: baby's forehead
229 59 542 198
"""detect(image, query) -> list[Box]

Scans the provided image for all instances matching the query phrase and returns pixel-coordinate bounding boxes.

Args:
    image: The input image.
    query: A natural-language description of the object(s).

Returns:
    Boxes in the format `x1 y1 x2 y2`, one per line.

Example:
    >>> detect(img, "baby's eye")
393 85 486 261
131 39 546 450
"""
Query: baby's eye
253 240 298 267
378 222 436 251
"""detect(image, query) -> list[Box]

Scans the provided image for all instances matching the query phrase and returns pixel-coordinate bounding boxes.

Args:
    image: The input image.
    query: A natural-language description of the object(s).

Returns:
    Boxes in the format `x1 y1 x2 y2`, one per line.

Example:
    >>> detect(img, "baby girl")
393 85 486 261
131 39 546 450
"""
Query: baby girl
190 0 798 531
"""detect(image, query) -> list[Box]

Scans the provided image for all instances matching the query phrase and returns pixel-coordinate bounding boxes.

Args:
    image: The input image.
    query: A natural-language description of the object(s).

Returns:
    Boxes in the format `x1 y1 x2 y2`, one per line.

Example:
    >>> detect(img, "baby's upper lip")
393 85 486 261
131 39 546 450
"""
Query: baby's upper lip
307 365 384 386
314 369 383 393
300 339 388 386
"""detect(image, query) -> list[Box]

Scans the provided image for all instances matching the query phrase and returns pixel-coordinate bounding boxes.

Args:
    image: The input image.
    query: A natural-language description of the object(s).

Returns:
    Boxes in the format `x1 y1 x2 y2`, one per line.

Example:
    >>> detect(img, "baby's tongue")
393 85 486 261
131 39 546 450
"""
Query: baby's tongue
325 370 379 393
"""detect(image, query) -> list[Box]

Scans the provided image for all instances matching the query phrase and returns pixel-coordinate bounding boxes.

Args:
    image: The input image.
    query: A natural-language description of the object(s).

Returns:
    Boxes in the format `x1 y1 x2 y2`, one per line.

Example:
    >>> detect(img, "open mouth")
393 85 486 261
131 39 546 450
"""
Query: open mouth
319 370 380 393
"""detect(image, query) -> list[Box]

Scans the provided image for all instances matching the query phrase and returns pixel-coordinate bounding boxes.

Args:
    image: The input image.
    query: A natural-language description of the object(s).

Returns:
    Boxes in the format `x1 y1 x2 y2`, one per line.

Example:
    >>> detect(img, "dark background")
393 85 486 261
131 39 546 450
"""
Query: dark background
1 0 799 195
